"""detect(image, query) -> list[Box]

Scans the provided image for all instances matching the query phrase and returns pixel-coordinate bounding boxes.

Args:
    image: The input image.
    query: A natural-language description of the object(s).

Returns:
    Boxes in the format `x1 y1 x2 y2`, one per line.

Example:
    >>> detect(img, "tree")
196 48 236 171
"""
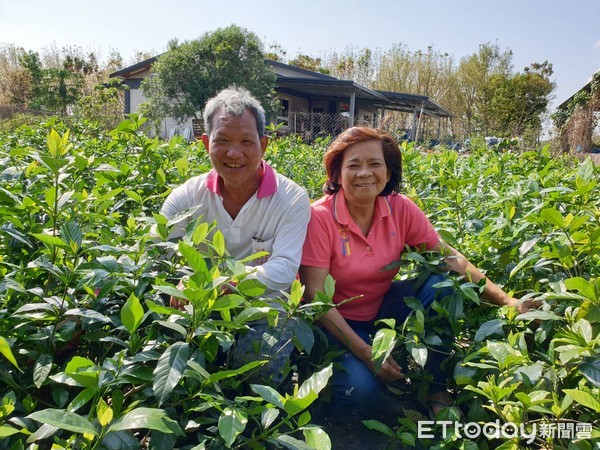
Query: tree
288 54 330 74
489 61 554 139
141 24 277 123
450 43 513 137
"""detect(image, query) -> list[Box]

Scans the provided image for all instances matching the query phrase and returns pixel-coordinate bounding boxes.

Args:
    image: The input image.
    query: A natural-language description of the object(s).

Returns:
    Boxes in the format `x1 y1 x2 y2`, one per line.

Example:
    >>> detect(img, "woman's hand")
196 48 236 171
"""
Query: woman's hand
357 345 404 382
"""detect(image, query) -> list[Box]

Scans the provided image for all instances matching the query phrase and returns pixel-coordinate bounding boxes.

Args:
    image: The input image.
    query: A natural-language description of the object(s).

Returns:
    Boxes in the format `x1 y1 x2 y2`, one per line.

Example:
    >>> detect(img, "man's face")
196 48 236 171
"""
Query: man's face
202 109 268 192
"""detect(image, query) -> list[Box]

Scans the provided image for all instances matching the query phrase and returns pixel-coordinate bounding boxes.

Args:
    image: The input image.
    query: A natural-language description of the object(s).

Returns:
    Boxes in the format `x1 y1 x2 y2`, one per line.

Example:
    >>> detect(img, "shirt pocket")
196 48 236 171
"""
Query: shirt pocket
251 236 274 266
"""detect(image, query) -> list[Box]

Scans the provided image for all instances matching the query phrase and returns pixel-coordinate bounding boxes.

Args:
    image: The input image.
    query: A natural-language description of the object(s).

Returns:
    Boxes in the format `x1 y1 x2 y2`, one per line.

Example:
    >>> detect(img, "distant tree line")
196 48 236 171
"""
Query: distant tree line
0 43 152 128
267 42 554 143
0 29 555 144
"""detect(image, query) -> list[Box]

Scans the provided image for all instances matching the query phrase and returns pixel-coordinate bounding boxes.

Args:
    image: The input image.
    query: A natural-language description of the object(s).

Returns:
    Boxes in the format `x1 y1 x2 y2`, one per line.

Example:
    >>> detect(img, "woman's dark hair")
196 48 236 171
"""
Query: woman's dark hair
323 126 402 196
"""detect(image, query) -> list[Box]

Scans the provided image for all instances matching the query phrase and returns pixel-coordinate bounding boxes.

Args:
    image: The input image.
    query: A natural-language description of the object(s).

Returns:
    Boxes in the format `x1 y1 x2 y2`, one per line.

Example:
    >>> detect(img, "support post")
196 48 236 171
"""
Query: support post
349 92 356 127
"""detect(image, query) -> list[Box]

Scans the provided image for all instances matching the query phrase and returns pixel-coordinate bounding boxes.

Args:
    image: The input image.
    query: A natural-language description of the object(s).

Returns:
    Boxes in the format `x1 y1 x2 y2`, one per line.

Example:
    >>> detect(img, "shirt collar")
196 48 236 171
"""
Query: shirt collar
333 190 392 225
205 161 277 199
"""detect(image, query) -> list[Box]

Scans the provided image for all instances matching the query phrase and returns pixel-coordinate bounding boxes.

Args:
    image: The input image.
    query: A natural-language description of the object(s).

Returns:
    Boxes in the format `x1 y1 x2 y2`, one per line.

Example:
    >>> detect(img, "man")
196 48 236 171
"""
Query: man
160 86 311 385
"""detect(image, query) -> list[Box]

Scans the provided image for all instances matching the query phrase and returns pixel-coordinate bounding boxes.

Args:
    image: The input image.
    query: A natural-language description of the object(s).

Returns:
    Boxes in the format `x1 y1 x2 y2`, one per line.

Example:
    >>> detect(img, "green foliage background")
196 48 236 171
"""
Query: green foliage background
0 118 598 449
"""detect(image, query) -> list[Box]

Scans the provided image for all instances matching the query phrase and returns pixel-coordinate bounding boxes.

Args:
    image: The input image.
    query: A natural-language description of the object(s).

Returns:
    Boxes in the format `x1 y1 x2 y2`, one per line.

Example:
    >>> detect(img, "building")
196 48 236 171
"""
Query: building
110 57 452 141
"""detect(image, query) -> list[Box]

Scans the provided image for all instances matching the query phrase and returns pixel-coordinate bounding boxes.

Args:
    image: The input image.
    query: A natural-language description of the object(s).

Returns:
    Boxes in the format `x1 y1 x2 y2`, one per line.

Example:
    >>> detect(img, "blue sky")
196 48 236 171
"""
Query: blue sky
1 0 598 111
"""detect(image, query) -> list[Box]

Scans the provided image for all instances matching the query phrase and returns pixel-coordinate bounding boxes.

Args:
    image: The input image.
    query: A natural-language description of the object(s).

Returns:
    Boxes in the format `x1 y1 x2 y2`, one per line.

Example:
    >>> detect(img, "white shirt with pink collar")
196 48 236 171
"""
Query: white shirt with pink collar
160 162 311 295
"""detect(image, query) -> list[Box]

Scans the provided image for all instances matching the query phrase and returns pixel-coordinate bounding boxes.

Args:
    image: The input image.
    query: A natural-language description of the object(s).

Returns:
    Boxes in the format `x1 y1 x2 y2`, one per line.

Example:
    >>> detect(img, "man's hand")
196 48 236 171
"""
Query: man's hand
505 297 540 314
170 279 188 310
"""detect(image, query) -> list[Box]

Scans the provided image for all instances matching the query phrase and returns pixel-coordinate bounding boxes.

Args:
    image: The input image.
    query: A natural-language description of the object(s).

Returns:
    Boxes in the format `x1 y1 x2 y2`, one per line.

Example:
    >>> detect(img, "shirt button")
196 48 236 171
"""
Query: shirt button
366 246 371 251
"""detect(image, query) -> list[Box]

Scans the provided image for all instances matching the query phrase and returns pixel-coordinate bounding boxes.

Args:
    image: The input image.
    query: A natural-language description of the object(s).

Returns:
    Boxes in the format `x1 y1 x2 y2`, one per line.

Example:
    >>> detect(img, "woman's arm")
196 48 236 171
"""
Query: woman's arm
299 265 403 381
432 243 532 313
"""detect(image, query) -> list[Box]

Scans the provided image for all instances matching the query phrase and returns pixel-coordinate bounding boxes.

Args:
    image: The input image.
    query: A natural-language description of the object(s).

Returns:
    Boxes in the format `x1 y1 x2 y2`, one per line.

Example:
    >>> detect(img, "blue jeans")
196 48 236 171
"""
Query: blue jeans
324 273 453 412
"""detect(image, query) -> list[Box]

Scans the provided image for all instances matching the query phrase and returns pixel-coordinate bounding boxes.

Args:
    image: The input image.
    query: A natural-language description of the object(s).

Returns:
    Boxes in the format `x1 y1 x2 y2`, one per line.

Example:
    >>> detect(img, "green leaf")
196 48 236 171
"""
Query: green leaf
27 409 97 436
33 354 52 388
191 221 210 245
45 186 56 209
361 419 394 437
261 408 279 430
460 283 480 303
324 275 335 299
297 364 332 399
509 253 537 279
404 296 424 311
237 279 266 297
0 336 19 369
297 411 311 427
289 279 303 306
40 155 69 174
283 396 315 416
121 294 144 333
563 389 600 412
487 342 511 362
238 250 270 264
212 294 245 311
213 230 225 256
234 307 270 324
414 309 425 334
565 277 597 301
207 360 264 383
68 387 98 412
65 356 99 388
410 342 428 368
218 407 247 447
573 319 593 341
64 308 111 324
540 208 565 228
0 426 22 437
303 425 331 449
178 241 208 274
145 300 180 316
153 284 189 301
156 320 187 337
153 342 190 406
474 319 506 343
125 189 142 204
371 328 396 374
577 158 594 182
250 384 284 409
516 310 562 321
60 221 83 251
31 233 69 249
97 398 113 427
108 407 183 435
272 434 314 450
579 358 600 388
47 128 65 156
291 318 314 353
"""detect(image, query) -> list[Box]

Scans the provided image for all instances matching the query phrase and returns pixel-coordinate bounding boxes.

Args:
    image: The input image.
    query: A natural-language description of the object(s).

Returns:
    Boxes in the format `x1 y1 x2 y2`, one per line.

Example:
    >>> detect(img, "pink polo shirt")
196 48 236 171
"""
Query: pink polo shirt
301 190 440 321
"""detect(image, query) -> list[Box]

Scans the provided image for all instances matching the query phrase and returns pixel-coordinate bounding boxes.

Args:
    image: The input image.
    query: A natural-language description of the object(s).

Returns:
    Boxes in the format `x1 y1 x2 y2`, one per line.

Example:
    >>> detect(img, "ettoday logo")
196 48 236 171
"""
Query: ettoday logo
417 420 593 443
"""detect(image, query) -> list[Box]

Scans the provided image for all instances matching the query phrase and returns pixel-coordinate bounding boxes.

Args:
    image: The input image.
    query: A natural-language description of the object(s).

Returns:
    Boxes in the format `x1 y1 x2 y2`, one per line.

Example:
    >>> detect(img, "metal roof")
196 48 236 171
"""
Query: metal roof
110 56 452 118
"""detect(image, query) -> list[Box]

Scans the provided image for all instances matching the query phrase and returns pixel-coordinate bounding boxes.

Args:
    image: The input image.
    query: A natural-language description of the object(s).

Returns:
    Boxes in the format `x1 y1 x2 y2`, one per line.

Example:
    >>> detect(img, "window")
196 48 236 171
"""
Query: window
278 98 290 127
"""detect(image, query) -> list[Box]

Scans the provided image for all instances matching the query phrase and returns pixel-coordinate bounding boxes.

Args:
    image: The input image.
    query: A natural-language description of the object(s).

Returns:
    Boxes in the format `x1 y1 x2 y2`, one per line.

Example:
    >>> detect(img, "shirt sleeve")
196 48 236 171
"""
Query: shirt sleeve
249 188 311 294
301 206 333 269
400 196 440 250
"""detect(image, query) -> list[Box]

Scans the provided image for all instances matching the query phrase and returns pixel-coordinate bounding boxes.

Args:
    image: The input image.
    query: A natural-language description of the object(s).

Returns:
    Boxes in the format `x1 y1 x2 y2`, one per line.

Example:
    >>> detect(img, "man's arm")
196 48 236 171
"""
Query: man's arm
249 192 311 294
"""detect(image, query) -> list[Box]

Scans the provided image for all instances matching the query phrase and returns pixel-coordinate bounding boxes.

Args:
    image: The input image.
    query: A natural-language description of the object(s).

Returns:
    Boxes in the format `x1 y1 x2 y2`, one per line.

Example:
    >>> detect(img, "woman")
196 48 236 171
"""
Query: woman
299 127 530 415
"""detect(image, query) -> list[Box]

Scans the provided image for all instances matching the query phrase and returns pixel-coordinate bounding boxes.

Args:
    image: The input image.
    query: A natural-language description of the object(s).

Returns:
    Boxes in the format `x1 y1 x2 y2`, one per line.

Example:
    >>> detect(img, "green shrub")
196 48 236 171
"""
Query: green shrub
0 119 598 448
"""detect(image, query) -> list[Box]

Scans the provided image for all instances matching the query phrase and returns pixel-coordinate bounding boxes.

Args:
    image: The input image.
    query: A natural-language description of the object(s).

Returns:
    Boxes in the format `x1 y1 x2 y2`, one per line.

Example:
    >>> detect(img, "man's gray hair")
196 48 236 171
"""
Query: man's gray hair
203 86 266 138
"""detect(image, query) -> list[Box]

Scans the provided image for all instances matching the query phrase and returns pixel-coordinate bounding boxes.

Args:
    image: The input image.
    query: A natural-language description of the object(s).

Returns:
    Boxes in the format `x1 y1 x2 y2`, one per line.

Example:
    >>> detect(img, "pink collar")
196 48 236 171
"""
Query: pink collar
332 190 392 225
205 162 277 199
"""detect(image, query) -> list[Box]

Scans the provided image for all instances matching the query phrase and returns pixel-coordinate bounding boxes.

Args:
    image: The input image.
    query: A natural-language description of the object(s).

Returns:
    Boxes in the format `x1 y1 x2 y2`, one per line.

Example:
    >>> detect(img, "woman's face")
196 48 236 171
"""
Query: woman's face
339 140 390 205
